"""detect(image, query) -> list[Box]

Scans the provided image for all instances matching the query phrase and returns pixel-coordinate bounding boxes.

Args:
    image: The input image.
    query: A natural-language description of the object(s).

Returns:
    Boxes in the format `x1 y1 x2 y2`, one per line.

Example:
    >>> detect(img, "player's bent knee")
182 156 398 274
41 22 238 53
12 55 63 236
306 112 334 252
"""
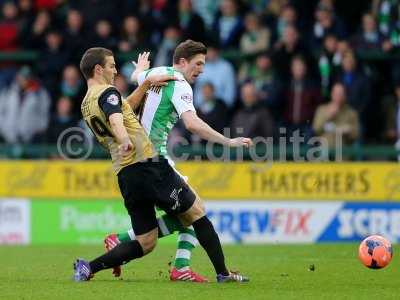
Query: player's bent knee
136 228 158 255
138 236 157 255
178 197 205 226
197 198 205 213
143 238 157 254
190 197 205 216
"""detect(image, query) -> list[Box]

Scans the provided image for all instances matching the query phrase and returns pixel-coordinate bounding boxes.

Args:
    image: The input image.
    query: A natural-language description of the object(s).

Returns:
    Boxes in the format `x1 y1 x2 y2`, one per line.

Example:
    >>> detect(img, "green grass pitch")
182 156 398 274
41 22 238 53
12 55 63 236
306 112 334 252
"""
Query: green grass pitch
0 244 398 300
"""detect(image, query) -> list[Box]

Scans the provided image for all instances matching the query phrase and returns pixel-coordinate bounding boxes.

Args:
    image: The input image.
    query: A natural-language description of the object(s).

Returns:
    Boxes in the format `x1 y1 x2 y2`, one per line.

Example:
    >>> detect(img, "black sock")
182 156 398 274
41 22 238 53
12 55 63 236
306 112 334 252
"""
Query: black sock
89 240 144 274
192 216 229 276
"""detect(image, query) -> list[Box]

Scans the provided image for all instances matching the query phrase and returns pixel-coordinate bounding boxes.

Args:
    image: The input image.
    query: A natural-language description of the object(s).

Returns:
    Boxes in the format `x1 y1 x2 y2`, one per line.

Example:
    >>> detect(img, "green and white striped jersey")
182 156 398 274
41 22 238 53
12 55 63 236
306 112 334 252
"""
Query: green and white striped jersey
138 66 195 156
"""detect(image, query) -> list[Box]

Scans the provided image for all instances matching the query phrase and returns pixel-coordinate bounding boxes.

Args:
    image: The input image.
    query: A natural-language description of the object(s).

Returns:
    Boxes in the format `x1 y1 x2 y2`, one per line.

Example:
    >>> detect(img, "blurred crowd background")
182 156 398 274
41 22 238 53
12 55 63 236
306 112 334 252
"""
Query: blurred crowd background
0 0 400 155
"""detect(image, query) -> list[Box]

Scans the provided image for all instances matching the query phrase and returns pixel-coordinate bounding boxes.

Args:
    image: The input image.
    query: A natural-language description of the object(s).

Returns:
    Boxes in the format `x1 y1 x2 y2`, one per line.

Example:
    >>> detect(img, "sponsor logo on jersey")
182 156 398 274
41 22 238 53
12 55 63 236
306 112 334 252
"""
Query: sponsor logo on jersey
181 93 192 104
107 94 119 105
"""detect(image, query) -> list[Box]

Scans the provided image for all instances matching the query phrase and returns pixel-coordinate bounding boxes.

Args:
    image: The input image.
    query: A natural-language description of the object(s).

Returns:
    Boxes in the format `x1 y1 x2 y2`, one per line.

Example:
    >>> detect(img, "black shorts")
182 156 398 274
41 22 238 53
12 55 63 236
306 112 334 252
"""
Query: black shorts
117 156 196 235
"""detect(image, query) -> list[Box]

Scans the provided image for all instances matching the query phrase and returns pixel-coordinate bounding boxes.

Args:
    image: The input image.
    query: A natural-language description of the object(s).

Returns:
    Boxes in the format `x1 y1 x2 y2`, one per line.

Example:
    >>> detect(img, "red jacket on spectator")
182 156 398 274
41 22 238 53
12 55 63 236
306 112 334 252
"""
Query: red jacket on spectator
35 0 58 10
0 21 18 50
283 80 322 125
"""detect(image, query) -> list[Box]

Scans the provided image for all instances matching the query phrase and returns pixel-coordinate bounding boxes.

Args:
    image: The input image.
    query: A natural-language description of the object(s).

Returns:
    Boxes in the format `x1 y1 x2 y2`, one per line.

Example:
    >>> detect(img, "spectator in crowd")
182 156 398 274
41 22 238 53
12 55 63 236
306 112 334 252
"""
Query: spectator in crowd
37 30 69 99
192 0 221 30
311 3 346 48
351 13 385 51
316 0 334 15
34 0 60 11
239 51 282 118
131 0 166 46
373 0 400 40
230 81 274 138
336 50 371 119
46 96 78 143
90 19 117 51
197 82 228 135
63 9 86 64
69 0 119 32
213 0 244 49
245 0 270 14
282 55 321 140
240 12 270 55
0 1 21 87
194 43 236 109
335 39 351 66
264 0 290 16
18 0 35 27
313 82 359 148
0 66 50 143
154 25 181 67
174 0 206 42
118 15 146 53
60 65 84 111
0 1 20 51
273 4 297 41
20 9 51 50
377 2 400 54
262 0 290 28
381 83 399 143
0 67 15 90
272 25 313 81
318 34 342 99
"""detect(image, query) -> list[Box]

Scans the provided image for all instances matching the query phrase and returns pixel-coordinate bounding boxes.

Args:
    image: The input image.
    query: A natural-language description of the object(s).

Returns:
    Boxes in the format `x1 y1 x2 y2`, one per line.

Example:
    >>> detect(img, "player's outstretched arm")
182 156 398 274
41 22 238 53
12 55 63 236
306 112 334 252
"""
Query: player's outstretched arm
130 52 150 83
125 74 176 110
125 78 152 110
181 111 253 147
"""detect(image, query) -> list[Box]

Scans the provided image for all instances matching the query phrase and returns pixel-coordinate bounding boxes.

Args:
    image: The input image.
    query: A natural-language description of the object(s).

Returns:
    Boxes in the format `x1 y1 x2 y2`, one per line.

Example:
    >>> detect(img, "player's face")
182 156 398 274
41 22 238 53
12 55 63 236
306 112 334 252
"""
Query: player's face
183 54 205 83
101 56 117 84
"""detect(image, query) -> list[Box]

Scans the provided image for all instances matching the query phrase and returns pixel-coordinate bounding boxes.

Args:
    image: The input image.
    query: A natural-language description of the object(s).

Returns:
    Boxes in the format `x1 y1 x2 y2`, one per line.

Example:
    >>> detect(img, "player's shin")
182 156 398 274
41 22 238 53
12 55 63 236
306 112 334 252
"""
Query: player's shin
191 216 229 276
90 240 144 274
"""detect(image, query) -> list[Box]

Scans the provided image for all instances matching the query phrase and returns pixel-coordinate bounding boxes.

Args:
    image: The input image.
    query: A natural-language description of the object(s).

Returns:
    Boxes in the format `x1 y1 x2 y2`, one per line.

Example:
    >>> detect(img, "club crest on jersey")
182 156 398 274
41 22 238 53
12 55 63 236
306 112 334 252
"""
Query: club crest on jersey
107 94 119 105
181 93 192 104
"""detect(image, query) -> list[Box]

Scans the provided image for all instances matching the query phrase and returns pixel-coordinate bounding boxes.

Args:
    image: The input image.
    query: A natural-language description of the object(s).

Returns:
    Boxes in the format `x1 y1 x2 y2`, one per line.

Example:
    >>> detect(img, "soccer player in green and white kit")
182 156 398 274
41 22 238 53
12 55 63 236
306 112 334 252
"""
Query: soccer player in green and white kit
104 40 252 282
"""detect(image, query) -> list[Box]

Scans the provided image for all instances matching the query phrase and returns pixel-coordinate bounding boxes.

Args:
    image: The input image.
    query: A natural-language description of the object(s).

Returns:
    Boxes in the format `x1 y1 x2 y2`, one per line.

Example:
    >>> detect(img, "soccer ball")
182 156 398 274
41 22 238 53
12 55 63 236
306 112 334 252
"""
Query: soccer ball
358 235 393 269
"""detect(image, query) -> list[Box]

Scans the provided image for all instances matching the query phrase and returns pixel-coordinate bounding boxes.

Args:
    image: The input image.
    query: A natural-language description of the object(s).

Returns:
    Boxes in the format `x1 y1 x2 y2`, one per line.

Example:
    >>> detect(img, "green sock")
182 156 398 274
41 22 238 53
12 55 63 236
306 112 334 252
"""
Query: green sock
115 215 198 270
116 214 185 242
157 214 185 237
116 230 134 242
173 227 197 270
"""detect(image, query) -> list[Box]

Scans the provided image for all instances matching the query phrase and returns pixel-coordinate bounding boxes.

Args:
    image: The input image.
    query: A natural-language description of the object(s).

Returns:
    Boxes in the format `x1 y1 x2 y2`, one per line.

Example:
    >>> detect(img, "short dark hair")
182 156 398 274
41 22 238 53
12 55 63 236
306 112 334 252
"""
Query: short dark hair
79 47 113 80
173 40 207 64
